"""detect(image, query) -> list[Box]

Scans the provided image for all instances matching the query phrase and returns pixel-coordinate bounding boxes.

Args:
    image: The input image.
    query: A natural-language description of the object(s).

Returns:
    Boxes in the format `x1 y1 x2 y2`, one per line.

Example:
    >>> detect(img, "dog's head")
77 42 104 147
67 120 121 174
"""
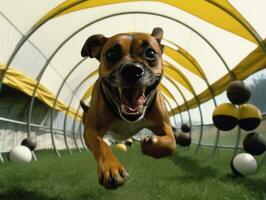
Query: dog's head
81 28 164 123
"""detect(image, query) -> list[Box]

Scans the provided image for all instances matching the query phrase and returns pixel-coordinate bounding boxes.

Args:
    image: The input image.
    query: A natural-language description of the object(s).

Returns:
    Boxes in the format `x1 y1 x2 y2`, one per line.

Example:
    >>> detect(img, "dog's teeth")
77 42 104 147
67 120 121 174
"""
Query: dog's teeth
140 86 146 93
121 104 141 115
121 104 127 113
118 86 123 94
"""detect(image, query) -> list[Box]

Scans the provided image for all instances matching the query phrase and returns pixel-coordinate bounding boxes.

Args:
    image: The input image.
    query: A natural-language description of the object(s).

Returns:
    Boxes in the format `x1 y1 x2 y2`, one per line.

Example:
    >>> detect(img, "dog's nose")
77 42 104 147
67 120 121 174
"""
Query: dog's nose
120 63 144 85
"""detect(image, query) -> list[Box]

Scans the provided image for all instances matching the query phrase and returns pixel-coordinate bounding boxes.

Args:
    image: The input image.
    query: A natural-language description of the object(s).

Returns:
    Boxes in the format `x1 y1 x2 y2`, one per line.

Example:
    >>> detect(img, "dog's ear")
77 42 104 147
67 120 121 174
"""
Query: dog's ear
80 100 89 113
81 34 107 60
151 27 164 52
80 100 89 125
151 27 163 42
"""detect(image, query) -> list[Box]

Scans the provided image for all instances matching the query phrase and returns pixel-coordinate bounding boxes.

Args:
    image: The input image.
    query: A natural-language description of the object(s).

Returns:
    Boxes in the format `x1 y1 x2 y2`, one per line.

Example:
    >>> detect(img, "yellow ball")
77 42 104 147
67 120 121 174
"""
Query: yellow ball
115 143 127 152
212 103 239 131
239 104 262 131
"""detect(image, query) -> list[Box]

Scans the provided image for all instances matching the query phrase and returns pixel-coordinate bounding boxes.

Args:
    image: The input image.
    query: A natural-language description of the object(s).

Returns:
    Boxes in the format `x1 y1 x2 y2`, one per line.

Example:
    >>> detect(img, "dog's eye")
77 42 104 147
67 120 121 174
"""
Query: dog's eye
144 48 157 61
106 44 121 62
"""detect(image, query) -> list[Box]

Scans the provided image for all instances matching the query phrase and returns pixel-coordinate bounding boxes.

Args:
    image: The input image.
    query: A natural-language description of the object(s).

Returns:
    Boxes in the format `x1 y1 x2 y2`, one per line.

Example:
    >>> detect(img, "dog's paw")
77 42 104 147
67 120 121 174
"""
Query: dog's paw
141 135 176 158
142 135 159 144
98 159 129 189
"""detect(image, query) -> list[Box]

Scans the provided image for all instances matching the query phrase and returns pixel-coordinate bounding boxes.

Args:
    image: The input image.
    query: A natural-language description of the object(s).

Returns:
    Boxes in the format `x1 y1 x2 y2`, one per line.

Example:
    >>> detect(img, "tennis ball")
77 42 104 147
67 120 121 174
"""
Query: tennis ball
212 103 239 131
226 80 251 105
238 104 262 131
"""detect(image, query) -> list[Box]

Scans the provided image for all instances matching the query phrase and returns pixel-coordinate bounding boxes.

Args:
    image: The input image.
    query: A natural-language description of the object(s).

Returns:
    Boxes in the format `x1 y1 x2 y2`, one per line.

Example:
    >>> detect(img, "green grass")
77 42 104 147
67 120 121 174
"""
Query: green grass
0 144 266 200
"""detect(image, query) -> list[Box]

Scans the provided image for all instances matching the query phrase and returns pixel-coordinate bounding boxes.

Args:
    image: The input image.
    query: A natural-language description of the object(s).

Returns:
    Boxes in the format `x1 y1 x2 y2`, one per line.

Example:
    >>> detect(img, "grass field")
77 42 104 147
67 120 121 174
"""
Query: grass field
0 144 265 200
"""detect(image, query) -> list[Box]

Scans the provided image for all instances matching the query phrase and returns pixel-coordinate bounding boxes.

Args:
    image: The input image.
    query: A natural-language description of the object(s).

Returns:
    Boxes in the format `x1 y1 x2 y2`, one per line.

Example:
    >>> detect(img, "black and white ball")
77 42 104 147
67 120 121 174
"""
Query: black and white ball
9 146 32 164
21 137 37 151
231 153 257 176
181 123 191 133
125 138 133 147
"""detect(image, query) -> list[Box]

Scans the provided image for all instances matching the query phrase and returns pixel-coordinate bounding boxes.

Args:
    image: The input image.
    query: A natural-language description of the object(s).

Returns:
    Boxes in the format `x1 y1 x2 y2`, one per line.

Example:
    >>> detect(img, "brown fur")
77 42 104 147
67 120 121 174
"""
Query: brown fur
81 28 176 189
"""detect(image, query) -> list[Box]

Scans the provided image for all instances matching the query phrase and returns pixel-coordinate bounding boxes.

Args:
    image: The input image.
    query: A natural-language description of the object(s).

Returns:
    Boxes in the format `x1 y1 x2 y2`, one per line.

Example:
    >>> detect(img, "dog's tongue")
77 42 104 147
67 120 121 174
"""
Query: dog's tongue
121 87 145 111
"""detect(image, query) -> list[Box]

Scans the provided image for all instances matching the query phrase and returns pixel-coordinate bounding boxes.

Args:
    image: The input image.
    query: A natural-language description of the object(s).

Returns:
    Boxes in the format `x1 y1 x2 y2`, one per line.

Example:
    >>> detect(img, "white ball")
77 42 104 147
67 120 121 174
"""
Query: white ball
233 153 257 175
9 146 32 163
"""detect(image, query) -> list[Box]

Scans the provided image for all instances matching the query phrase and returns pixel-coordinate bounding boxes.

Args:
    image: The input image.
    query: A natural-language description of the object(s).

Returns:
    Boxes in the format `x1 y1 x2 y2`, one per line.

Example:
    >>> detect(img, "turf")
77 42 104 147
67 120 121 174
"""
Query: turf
0 144 265 200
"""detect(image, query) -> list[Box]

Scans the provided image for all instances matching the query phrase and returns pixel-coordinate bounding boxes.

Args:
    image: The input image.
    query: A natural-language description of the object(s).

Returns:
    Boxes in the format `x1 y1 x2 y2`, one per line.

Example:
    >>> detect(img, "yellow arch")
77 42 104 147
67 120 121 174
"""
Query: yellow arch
36 0 259 44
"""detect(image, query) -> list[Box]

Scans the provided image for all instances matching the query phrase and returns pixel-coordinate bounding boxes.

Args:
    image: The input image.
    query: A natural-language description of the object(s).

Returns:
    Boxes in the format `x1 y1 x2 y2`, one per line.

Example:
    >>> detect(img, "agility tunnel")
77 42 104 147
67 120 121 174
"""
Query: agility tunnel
0 1 266 200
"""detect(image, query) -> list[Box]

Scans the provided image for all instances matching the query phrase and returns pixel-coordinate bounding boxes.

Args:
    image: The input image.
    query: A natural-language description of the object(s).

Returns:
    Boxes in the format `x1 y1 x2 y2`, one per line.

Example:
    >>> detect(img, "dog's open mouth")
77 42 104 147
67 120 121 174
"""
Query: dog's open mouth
103 78 160 122
120 86 148 115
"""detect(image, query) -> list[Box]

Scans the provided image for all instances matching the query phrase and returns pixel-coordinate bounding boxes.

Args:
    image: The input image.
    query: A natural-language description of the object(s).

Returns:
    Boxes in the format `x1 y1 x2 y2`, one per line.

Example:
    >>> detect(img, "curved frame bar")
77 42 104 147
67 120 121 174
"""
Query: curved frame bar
162 95 178 128
63 76 93 154
194 100 204 154
50 58 87 155
164 47 232 155
72 106 83 151
170 98 183 127
233 126 242 156
163 74 192 133
164 63 204 153
164 43 219 152
160 84 181 128
77 118 87 150
257 116 266 170
0 153 3 163
166 47 219 154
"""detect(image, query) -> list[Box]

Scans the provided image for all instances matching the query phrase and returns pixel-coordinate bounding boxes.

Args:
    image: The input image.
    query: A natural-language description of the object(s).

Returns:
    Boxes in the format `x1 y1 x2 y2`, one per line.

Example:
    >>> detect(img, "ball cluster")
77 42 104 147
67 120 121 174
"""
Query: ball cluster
211 80 265 176
212 80 262 132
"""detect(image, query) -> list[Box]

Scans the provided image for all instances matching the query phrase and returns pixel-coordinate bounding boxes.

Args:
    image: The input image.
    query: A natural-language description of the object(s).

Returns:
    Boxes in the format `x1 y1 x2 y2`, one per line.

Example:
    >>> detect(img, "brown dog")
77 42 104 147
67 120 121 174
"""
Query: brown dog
80 27 176 189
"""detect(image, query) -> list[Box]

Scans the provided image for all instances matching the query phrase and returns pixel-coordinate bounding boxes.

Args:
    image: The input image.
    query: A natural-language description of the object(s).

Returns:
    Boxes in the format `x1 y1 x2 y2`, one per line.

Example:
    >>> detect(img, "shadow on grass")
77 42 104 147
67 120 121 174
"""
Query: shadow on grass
0 187 61 200
220 174 266 195
168 153 218 182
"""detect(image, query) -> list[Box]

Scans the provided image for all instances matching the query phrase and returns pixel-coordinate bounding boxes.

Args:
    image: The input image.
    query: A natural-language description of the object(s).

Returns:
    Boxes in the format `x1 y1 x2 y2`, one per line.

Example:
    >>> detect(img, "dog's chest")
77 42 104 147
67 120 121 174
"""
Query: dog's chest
109 119 153 140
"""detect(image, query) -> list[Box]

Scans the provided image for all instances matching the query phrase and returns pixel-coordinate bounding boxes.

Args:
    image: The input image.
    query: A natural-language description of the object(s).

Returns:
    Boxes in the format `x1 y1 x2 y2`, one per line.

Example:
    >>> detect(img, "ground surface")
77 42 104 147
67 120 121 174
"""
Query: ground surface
0 144 265 200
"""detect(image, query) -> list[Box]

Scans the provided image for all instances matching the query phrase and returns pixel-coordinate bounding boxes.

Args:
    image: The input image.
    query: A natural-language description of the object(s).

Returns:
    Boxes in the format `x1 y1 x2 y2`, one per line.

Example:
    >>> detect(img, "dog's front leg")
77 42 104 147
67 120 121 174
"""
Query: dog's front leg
84 127 129 189
141 122 176 158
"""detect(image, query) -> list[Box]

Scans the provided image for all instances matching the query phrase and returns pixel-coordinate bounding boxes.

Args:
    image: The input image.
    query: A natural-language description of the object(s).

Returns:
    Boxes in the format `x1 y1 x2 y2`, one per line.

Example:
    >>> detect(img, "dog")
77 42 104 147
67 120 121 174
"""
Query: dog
80 27 176 189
